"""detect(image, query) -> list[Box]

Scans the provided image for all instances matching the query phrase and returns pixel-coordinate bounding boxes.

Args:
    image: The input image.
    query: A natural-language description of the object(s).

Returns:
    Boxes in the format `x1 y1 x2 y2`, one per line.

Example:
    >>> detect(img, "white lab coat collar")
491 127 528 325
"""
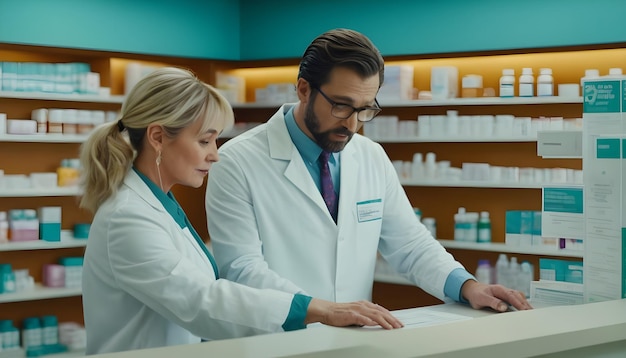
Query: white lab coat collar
265 104 360 225
123 169 167 214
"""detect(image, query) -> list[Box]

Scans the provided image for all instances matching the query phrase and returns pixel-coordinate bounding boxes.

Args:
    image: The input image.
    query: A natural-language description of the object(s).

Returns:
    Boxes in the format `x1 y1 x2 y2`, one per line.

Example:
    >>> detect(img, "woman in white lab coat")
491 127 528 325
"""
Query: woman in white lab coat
79 67 402 355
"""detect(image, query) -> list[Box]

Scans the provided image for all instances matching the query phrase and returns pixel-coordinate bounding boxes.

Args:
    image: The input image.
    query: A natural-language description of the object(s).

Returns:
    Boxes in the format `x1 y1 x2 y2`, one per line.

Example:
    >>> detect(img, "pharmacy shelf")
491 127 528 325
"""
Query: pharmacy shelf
372 136 537 143
373 239 583 286
399 180 547 189
0 91 124 104
437 239 583 258
0 133 89 143
0 186 82 197
0 284 81 303
378 96 583 107
540 155 583 159
230 97 583 110
0 231 86 251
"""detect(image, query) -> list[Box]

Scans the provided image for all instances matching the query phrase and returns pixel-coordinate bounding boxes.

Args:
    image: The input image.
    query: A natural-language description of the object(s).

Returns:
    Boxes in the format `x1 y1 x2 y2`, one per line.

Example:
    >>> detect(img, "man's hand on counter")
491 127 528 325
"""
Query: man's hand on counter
461 279 534 312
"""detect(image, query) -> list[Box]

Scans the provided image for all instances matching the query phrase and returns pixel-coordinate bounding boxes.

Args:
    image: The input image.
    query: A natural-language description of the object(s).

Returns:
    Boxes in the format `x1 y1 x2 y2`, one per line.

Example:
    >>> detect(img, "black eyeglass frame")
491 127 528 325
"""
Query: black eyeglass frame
312 86 382 122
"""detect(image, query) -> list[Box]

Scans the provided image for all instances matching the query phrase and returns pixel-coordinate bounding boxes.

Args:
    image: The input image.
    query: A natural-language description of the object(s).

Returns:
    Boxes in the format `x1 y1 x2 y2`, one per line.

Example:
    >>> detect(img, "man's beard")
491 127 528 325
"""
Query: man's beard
304 101 354 153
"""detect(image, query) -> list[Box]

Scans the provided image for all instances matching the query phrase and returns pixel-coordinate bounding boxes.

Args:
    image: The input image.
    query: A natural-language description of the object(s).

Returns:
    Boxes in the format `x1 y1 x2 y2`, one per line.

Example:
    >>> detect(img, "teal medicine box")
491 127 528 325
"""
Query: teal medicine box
38 207 61 242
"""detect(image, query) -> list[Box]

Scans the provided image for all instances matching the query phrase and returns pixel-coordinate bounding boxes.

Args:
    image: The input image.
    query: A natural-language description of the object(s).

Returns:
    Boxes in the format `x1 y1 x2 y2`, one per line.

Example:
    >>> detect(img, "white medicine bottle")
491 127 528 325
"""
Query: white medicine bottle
475 259 493 284
519 261 534 298
41 315 59 347
537 68 554 96
509 257 521 291
454 207 466 241
424 152 437 180
580 69 599 86
22 317 43 354
519 68 534 97
477 211 491 243
465 212 479 242
499 69 515 97
411 153 424 180
495 253 509 287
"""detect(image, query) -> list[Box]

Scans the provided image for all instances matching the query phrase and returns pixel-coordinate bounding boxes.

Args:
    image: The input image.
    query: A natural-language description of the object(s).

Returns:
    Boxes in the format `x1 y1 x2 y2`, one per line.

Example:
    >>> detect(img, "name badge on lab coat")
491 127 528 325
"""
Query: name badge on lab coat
356 199 383 222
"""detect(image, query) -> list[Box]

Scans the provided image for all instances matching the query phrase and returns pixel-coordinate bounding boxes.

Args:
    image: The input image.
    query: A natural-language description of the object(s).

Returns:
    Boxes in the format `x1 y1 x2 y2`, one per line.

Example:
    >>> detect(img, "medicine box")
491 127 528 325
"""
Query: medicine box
378 65 414 101
38 207 61 242
430 66 458 100
59 257 83 288
43 264 65 288
7 119 37 134
531 211 543 245
537 130 583 158
505 210 534 246
539 258 583 283
9 209 39 241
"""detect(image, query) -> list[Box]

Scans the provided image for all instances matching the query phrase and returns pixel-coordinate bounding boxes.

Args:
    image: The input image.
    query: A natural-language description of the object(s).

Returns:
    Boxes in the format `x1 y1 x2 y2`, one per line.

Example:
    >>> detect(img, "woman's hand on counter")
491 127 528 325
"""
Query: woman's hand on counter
461 279 534 312
305 298 404 329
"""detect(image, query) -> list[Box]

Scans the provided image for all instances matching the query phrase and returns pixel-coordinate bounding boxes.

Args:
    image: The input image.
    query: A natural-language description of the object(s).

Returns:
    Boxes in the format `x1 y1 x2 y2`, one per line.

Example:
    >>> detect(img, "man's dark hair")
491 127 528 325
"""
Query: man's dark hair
298 28 385 89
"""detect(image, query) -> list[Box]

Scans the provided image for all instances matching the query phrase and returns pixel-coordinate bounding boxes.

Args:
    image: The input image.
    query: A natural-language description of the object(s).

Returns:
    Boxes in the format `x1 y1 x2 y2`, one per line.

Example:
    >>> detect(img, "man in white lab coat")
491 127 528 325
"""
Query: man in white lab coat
206 29 532 312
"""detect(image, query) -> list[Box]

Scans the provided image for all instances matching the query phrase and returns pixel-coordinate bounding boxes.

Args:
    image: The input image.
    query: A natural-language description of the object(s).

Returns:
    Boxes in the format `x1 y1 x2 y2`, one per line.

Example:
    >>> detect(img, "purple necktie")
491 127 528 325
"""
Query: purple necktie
319 151 338 222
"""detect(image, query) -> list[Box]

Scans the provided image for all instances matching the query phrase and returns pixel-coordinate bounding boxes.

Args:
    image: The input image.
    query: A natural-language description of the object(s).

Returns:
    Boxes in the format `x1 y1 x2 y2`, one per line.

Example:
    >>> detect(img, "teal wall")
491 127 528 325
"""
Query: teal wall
0 0 625 60
239 0 626 60
0 0 241 60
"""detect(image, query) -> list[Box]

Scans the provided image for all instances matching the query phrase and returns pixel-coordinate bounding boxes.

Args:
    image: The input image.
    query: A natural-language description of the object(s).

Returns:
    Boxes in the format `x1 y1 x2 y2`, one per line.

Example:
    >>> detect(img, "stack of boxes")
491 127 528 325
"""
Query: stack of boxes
504 210 543 248
43 257 83 289
378 65 414 102
5 207 61 243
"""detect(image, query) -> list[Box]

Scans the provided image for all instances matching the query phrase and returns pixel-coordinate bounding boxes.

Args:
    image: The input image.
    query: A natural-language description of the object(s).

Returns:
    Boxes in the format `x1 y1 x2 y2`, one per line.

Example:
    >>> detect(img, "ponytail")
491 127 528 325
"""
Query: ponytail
79 121 134 213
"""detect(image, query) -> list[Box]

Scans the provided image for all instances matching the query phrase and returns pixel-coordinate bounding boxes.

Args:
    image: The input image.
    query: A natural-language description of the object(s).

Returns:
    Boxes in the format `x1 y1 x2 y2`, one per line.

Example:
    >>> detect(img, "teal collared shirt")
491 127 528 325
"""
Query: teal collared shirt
283 108 473 303
132 167 219 279
284 107 339 193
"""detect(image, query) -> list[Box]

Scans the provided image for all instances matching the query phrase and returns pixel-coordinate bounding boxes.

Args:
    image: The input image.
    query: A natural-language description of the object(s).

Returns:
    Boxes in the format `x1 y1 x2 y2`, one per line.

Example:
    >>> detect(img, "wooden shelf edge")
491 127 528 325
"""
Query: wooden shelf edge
0 187 82 197
437 239 583 258
0 231 87 251
0 284 82 303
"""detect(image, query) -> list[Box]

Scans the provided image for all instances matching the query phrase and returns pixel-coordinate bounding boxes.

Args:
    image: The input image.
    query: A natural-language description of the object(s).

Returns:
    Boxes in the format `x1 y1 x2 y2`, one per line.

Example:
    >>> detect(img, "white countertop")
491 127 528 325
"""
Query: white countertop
90 299 626 358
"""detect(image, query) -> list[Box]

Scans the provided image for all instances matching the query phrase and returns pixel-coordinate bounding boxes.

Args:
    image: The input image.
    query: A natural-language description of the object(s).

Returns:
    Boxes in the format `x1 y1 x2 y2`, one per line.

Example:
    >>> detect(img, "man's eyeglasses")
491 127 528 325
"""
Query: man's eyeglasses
313 86 381 122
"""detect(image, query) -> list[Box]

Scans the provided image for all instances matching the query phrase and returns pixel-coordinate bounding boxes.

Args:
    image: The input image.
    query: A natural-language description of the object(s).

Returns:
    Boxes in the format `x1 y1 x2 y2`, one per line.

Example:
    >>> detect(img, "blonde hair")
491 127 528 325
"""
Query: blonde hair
79 67 234 213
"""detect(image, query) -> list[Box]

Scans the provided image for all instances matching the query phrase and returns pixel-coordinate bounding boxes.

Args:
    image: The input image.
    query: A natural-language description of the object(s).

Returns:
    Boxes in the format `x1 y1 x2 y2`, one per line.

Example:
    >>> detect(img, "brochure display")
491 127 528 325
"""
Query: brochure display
582 77 626 302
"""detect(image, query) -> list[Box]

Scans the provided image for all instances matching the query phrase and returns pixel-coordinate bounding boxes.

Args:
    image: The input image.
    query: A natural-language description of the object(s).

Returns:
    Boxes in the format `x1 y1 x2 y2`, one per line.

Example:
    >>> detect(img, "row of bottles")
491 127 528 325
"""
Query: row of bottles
499 67 624 98
475 254 534 297
453 207 491 243
0 315 65 356
412 206 492 242
499 68 554 97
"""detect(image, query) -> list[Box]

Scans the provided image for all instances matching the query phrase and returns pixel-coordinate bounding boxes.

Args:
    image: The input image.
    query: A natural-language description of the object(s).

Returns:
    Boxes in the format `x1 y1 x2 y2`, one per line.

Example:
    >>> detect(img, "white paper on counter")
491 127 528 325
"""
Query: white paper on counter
361 307 472 330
